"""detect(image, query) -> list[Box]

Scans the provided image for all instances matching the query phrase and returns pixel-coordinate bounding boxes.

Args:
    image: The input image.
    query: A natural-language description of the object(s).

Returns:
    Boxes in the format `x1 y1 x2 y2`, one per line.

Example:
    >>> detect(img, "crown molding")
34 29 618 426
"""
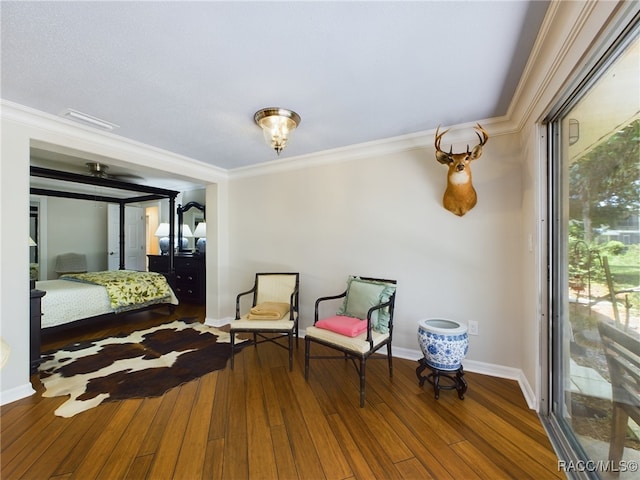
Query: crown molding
229 115 520 180
3 95 518 183
1 100 228 184
507 0 623 130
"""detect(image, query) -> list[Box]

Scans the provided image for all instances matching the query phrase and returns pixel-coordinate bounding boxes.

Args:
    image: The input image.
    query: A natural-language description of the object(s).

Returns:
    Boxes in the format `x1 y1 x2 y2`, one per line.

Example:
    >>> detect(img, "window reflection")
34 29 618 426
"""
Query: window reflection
559 35 640 476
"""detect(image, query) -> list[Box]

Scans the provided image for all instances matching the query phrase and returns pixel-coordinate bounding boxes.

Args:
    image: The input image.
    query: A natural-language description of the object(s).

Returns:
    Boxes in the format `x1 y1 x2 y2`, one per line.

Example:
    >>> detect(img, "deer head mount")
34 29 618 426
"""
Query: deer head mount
435 123 489 217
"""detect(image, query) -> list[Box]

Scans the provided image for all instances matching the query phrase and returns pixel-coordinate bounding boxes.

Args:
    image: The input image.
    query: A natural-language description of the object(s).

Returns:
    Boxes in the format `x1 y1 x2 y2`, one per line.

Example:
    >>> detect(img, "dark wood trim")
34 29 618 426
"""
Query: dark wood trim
30 166 179 197
30 187 170 204
29 165 180 272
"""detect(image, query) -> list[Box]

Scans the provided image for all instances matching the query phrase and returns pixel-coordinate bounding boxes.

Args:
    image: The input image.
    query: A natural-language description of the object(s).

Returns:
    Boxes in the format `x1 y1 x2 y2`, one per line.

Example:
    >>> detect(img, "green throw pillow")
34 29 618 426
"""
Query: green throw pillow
337 277 396 334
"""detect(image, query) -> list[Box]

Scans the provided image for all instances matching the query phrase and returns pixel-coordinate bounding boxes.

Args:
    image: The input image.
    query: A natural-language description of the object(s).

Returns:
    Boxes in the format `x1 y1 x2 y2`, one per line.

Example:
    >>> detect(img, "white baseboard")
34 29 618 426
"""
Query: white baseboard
0 330 536 411
0 383 35 406
392 345 537 410
204 325 538 410
205 316 233 328
462 358 538 410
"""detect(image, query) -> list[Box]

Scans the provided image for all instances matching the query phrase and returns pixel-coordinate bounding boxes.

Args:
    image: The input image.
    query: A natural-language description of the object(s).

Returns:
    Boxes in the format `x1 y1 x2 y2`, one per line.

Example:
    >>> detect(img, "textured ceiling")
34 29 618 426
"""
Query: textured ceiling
2 1 549 174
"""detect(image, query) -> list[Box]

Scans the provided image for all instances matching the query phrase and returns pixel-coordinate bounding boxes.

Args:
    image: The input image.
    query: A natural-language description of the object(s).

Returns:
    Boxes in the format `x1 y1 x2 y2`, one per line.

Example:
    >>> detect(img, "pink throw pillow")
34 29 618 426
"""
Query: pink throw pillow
315 315 368 337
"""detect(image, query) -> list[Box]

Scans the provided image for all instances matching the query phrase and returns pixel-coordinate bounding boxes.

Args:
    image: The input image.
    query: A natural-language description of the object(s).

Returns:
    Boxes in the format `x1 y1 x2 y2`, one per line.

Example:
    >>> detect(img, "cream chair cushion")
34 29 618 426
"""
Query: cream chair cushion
232 312 297 331
305 325 389 354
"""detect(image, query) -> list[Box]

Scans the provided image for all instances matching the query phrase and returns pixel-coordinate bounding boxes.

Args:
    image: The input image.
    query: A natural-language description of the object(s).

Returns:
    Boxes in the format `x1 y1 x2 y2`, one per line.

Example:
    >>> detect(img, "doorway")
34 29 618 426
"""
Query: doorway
107 204 146 271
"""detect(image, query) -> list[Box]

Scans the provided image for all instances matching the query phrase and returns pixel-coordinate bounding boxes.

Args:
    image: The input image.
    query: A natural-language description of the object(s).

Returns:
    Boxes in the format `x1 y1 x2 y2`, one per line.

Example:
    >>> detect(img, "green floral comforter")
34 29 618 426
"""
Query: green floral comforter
61 270 174 312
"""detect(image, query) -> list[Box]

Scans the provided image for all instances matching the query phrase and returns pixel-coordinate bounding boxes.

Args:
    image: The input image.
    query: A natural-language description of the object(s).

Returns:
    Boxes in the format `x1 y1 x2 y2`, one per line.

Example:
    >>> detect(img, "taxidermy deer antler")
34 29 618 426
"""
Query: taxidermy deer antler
435 123 489 217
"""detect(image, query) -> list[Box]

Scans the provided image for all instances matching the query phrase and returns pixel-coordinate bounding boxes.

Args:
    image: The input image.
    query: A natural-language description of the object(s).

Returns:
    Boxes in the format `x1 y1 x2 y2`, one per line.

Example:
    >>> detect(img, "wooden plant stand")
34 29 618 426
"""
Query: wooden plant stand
416 357 467 400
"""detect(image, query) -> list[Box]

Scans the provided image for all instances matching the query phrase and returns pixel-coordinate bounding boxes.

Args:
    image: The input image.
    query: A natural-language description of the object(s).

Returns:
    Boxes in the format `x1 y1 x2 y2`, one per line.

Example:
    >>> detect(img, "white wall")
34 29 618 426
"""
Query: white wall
227 131 525 369
204 182 230 325
0 117 34 403
42 197 109 277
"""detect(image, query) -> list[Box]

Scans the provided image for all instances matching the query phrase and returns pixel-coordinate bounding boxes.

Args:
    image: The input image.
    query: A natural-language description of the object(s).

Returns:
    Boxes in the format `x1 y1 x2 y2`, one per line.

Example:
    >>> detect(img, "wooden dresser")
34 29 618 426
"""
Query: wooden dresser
148 254 206 304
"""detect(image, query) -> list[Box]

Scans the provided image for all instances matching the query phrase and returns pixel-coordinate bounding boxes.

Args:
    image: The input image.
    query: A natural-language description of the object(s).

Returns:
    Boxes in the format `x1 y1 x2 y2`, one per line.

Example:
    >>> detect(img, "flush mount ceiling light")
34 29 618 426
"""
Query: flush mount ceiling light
60 108 119 131
254 107 301 155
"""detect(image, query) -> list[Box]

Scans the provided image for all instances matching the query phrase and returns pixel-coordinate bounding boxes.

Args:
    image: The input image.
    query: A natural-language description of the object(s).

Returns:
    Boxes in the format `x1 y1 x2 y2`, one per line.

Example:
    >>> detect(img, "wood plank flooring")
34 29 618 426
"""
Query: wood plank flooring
1 304 562 479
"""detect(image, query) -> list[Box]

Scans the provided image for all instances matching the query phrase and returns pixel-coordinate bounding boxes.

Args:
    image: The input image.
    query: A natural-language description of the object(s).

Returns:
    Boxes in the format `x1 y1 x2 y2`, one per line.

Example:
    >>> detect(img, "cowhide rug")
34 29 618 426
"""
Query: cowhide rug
39 318 245 418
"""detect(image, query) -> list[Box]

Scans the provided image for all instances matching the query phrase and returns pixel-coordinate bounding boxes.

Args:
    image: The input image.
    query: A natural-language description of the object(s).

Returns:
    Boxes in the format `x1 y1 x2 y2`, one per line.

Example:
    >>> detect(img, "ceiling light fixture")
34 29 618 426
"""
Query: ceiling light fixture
254 107 301 155
60 108 119 131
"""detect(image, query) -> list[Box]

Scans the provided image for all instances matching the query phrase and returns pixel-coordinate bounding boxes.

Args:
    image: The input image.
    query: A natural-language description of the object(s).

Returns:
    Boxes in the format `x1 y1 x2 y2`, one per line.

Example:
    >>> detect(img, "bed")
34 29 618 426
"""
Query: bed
37 270 179 329
30 166 184 331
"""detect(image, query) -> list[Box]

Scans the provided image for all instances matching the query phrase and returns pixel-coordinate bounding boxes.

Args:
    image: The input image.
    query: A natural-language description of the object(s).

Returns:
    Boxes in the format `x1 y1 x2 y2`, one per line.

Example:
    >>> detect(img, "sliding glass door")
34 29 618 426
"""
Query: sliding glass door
547 17 639 479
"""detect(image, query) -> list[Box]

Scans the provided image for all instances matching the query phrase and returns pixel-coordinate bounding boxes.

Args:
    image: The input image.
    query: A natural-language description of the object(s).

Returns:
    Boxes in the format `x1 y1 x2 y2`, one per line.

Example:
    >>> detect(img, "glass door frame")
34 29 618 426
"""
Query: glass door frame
541 7 640 479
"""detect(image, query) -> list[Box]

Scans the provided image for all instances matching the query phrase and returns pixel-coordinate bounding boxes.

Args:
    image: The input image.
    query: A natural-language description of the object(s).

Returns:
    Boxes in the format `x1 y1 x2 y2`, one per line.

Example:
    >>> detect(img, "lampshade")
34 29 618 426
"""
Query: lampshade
254 107 301 155
29 236 37 246
181 224 193 238
193 222 207 254
154 223 170 237
193 222 206 238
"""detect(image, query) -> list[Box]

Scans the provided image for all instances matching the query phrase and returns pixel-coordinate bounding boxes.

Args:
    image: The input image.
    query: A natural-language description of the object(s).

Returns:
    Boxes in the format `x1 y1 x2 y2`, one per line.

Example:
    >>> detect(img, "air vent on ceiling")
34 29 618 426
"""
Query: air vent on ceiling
60 109 119 131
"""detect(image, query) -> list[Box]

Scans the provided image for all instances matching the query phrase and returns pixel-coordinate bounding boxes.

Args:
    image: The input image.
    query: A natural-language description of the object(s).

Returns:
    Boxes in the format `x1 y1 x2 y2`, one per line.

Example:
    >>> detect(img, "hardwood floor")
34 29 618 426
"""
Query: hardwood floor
1 305 562 479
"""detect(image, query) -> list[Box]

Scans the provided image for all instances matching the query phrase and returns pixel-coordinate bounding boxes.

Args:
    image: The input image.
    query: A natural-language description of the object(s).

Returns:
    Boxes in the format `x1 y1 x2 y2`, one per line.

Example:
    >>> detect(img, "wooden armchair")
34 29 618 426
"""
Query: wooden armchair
597 320 640 473
230 272 299 371
304 276 396 407
601 256 639 329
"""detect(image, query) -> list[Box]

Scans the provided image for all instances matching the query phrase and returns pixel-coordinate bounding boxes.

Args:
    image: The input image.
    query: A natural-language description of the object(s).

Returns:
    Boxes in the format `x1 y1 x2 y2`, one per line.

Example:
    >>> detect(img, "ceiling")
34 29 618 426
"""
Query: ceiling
2 1 549 181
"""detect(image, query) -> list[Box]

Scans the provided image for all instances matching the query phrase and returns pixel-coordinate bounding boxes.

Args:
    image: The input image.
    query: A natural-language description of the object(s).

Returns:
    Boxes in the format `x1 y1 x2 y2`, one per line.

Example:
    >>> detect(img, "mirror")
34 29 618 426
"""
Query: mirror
177 201 205 254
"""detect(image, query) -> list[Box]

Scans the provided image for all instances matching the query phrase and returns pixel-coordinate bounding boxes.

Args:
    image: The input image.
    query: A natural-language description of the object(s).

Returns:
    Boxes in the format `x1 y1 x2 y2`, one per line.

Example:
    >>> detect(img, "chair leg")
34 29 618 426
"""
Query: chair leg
387 342 393 378
288 333 293 371
304 337 310 380
359 358 366 407
230 331 235 370
253 332 257 347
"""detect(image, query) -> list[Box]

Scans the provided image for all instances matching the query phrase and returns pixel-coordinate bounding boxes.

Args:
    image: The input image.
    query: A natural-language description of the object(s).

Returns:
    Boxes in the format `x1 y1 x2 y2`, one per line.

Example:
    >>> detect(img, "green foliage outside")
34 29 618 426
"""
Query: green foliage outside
568 232 639 317
568 118 639 316
608 244 640 288
569 119 640 239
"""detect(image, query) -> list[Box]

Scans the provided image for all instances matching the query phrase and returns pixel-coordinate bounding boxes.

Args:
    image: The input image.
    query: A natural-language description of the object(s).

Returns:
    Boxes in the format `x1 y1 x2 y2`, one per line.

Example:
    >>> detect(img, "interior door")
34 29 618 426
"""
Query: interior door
108 204 146 271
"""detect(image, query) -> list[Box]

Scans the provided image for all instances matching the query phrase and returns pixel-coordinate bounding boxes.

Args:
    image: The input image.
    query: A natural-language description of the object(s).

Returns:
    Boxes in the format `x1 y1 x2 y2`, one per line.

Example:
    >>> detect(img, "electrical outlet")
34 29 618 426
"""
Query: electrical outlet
468 320 479 335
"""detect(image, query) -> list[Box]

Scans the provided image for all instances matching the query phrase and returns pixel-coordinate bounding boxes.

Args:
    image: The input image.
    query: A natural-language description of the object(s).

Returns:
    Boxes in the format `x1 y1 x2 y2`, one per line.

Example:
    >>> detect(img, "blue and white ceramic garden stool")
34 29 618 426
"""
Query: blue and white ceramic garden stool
416 318 469 399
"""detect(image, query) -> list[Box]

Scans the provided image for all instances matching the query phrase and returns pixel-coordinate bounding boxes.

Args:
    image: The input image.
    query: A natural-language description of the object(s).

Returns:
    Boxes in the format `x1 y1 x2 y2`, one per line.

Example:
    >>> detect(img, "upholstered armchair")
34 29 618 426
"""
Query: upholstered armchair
304 276 397 407
54 253 87 276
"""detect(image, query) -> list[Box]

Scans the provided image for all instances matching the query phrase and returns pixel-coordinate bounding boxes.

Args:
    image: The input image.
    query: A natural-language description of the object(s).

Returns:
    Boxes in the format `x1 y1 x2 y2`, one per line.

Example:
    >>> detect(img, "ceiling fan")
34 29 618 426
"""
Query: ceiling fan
85 162 143 182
